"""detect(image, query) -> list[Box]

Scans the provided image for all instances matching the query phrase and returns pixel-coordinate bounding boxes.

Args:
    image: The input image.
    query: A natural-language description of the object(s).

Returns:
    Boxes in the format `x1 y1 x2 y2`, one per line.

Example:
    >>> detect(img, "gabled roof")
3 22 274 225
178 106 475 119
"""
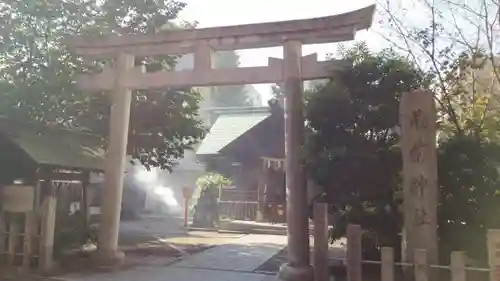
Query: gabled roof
0 118 105 171
196 111 271 156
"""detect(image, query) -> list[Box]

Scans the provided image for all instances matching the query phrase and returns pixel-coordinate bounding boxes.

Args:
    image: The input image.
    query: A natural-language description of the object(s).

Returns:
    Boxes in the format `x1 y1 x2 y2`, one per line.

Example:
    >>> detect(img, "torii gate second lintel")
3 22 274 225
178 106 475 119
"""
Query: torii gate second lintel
67 5 376 281
76 53 352 90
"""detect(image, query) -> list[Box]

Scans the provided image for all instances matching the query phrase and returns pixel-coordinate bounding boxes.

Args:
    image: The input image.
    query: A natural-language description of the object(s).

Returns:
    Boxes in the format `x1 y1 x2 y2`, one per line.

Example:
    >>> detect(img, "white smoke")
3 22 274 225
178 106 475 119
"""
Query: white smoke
132 165 181 214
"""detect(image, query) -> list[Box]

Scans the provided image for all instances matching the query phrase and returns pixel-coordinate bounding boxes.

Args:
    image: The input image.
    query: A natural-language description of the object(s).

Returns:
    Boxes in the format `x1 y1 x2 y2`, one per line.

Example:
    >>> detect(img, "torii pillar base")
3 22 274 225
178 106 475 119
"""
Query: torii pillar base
93 249 125 268
279 263 314 281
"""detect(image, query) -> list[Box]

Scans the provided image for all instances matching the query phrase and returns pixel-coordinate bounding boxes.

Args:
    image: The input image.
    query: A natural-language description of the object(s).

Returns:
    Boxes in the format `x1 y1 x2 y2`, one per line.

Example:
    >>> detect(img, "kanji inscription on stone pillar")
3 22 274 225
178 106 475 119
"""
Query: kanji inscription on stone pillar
400 89 438 265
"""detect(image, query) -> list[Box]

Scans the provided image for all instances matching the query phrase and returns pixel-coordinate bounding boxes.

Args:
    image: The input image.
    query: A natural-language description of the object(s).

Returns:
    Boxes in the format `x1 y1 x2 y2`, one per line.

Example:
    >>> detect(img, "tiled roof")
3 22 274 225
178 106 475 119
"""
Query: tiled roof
0 119 105 171
196 111 270 156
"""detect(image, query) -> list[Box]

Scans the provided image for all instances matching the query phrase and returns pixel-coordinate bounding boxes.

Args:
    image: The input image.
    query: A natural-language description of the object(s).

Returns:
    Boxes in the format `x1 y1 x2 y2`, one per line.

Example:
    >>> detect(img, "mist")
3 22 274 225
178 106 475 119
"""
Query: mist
128 163 182 215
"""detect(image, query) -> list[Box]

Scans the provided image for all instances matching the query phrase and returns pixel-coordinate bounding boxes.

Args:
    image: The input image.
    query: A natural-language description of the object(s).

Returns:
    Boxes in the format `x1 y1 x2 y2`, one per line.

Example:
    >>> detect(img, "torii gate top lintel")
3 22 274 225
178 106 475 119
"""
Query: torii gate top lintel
67 5 375 57
67 5 375 90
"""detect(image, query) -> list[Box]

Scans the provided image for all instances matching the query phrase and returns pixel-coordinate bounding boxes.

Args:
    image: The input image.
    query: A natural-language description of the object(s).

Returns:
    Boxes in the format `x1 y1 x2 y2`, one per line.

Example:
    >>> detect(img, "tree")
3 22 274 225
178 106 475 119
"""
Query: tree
211 51 252 107
307 43 500 264
305 43 428 254
0 0 205 171
192 173 231 227
379 0 500 262
379 0 500 141
438 134 500 262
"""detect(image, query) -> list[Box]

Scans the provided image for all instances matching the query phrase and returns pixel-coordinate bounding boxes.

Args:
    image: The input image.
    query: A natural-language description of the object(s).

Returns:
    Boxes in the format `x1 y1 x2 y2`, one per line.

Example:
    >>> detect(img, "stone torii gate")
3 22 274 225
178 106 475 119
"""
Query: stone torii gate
67 5 375 280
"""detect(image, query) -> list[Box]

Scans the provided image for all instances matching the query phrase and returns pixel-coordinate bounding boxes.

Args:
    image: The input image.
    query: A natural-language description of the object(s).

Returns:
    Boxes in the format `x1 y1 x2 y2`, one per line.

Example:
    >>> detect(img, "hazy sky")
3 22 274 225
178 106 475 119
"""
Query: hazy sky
178 0 384 103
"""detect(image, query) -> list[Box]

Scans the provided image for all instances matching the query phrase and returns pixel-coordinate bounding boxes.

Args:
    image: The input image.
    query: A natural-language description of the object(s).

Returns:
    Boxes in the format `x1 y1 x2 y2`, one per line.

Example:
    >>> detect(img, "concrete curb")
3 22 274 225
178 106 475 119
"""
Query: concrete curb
187 227 287 236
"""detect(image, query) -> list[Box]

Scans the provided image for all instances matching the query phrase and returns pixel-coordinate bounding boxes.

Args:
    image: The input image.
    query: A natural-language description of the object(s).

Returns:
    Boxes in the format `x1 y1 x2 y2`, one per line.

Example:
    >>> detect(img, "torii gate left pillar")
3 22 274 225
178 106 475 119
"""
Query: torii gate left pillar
67 5 375 279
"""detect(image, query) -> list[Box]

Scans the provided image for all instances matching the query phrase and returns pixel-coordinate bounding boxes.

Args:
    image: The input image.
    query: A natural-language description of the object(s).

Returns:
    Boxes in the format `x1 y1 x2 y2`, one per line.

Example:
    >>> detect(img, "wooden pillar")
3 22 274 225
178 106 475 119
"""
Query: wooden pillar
347 224 362 281
8 214 19 265
81 171 90 244
400 90 438 265
39 196 56 272
0 209 5 262
414 249 429 281
450 251 466 281
381 247 395 281
22 211 35 268
97 52 135 264
313 203 329 281
278 40 313 281
257 159 269 222
487 229 500 281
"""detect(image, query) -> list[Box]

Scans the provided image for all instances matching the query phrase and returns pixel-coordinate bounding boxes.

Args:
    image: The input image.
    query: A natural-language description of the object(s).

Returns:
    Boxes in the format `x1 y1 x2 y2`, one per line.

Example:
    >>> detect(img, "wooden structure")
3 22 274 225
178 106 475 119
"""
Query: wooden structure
337 223 496 281
66 5 376 279
0 118 104 271
259 157 286 223
310 209 497 281
197 102 286 222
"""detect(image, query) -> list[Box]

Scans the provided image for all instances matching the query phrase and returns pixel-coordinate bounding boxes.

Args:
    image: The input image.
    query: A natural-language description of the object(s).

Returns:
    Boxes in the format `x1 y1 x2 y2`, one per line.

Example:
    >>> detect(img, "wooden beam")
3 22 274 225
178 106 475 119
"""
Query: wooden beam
77 58 350 90
38 172 83 182
66 5 375 53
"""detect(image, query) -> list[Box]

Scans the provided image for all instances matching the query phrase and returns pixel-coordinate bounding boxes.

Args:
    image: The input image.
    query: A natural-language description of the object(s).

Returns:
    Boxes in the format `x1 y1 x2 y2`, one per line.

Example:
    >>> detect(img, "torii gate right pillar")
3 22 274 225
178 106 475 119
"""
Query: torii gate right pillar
279 40 314 281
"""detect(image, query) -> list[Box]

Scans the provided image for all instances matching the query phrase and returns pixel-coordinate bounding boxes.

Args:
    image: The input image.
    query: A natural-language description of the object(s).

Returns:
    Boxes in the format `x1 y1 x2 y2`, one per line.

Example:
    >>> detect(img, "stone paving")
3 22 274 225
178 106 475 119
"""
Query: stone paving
62 234 286 281
173 234 286 271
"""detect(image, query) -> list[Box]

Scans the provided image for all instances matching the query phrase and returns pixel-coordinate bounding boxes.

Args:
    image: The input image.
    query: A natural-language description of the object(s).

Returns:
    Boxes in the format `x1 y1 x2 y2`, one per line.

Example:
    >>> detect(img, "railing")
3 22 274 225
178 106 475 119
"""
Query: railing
344 224 491 281
219 201 258 221
219 188 258 202
218 188 258 221
311 203 500 281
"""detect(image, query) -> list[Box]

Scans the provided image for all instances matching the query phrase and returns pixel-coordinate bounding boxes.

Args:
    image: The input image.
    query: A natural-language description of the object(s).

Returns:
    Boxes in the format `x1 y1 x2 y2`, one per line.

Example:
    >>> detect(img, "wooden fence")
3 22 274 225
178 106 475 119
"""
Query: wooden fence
219 188 257 202
219 188 258 220
0 196 57 272
312 203 500 281
219 201 257 221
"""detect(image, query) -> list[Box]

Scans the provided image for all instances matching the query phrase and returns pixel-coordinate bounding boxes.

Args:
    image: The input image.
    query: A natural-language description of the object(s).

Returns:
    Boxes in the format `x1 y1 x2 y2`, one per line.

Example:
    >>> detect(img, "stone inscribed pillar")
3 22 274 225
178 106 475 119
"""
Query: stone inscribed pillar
400 89 438 265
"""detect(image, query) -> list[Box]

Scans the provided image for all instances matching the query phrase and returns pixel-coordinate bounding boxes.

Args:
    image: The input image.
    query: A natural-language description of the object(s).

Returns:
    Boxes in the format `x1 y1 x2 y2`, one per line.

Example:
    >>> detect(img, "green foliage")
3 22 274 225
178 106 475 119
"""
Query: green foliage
381 5 500 262
438 135 500 262
192 172 232 206
381 9 500 143
434 49 500 142
306 43 426 250
0 0 205 171
191 173 231 228
307 43 500 263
